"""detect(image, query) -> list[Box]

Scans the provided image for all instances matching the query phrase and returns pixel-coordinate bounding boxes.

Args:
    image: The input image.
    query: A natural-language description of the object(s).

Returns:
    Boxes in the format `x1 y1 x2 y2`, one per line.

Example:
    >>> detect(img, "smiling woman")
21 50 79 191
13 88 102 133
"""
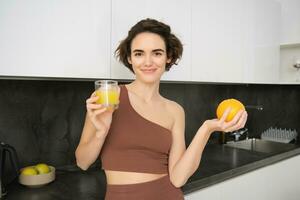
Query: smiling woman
75 18 247 200
115 18 183 73
127 32 171 83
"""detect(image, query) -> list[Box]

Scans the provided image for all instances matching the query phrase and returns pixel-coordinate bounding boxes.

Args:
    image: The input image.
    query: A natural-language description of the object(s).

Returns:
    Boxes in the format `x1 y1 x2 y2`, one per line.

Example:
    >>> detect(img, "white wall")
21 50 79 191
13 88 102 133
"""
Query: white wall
277 0 300 83
280 47 300 82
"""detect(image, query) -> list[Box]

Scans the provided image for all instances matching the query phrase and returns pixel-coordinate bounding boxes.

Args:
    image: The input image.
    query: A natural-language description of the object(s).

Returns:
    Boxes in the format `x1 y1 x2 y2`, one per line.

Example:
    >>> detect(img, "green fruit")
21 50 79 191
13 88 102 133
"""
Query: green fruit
21 167 38 175
35 163 50 174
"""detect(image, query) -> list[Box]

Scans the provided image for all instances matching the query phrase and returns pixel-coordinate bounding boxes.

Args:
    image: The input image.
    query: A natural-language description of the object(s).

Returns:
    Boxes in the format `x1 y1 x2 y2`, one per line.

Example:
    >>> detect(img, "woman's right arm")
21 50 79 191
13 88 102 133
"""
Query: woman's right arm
75 93 113 170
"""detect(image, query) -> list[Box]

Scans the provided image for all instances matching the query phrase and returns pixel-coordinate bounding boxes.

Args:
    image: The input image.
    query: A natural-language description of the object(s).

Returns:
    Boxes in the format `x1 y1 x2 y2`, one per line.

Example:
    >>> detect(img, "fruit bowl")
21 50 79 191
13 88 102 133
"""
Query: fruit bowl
19 166 55 188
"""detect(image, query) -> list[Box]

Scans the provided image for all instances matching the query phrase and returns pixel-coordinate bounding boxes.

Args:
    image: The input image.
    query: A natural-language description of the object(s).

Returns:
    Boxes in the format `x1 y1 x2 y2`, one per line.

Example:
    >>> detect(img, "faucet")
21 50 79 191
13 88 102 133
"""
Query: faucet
231 128 249 142
229 104 263 142
245 105 263 111
233 104 263 141
219 104 263 144
219 128 249 144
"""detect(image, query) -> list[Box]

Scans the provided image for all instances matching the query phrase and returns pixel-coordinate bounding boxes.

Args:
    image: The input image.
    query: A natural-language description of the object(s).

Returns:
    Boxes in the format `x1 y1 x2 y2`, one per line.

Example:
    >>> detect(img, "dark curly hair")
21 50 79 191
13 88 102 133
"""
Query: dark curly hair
115 18 183 73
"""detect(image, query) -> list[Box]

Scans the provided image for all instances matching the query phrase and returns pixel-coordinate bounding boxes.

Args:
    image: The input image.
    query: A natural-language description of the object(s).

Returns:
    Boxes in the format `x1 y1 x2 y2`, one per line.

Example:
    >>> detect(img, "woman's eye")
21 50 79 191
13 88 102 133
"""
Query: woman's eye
134 53 142 57
154 52 162 56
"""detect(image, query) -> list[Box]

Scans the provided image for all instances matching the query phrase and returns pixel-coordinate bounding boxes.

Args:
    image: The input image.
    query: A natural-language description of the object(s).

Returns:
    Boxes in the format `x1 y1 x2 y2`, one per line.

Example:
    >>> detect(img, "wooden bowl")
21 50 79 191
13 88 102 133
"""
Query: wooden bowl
19 166 55 188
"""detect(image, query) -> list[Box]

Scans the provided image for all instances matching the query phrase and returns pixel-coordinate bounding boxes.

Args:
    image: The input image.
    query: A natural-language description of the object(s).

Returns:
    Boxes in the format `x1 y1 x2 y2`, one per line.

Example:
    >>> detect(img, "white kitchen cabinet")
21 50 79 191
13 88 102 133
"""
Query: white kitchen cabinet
0 0 111 79
0 0 281 82
184 155 300 200
184 182 222 200
191 0 280 83
244 0 281 83
191 0 248 83
277 0 300 45
110 0 191 81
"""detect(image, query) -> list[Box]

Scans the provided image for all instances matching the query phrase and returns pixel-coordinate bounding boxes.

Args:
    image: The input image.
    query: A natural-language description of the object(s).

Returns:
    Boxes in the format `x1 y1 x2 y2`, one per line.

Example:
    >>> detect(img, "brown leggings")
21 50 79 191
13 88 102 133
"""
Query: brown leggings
105 175 184 200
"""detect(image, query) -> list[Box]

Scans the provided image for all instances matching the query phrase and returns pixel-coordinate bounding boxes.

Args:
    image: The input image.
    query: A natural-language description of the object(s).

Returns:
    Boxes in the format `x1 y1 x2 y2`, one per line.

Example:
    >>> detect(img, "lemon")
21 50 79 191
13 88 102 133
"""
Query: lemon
35 163 50 174
21 167 38 176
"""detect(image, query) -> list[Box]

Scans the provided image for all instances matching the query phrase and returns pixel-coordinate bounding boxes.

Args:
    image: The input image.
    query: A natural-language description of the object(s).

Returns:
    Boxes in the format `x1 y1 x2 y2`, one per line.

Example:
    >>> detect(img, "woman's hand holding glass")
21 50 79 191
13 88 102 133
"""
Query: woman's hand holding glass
86 92 115 139
204 108 248 134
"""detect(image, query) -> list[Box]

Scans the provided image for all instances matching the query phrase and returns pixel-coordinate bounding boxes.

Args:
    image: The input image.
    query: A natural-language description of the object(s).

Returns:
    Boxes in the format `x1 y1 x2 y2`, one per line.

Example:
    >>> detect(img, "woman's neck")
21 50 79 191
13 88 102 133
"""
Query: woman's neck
127 80 161 103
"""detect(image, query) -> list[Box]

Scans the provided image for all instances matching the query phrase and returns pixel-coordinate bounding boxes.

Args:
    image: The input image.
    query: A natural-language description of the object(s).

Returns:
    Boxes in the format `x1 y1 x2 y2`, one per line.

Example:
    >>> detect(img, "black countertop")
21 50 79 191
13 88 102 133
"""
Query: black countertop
5 141 300 200
182 140 300 194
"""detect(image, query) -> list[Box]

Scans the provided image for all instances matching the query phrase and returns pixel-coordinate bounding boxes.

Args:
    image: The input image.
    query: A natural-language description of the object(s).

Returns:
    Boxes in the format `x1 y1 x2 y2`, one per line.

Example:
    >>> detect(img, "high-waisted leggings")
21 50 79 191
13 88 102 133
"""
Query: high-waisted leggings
105 175 184 200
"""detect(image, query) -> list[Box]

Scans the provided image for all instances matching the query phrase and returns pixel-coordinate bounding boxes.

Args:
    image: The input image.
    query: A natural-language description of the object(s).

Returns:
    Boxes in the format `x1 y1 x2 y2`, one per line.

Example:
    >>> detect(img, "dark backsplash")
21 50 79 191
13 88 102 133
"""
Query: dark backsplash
160 83 300 145
0 79 299 184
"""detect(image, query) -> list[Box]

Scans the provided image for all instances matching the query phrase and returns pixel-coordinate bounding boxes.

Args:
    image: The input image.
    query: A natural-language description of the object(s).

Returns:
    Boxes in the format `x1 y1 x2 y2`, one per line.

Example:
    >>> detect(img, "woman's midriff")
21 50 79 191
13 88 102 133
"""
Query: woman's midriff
105 170 168 185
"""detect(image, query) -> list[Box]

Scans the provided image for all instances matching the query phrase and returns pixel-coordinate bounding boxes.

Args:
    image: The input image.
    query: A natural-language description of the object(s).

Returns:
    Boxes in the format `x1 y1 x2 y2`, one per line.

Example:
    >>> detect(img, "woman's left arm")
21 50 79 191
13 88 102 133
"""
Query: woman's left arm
168 105 248 188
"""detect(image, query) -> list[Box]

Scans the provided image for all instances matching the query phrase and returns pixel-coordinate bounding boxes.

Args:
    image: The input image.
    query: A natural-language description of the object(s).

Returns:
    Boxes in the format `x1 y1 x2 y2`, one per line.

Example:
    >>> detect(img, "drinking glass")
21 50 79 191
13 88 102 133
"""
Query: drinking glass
94 80 120 110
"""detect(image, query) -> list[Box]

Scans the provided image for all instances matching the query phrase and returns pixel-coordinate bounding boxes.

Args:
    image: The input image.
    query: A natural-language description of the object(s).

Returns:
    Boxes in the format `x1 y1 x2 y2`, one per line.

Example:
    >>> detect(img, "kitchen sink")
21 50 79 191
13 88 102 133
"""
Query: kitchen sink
224 138 297 154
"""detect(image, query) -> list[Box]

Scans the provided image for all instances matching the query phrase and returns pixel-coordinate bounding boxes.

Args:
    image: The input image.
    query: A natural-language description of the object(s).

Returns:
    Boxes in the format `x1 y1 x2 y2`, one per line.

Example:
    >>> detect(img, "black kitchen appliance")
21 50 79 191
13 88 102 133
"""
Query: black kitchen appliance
0 142 19 199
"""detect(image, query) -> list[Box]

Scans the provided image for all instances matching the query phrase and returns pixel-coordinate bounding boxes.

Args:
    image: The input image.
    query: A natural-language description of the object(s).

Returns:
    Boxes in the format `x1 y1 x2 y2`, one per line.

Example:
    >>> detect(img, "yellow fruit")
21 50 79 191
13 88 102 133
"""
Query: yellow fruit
35 163 50 174
216 99 245 122
21 167 38 176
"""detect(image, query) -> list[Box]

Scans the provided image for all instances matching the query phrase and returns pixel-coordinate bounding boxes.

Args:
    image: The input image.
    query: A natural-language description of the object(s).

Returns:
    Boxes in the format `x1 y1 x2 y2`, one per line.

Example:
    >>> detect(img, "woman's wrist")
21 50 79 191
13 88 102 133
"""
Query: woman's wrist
202 120 215 136
95 129 108 139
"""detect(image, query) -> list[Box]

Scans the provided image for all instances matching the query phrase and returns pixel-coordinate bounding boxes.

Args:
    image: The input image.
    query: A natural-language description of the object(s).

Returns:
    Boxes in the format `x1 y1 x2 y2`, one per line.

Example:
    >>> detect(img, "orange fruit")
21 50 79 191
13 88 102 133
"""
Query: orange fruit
216 99 245 122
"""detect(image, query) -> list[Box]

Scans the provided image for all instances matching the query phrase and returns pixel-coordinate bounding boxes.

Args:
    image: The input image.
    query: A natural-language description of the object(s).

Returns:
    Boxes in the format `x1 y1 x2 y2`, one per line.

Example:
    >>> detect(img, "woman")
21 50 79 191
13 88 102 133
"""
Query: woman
75 18 248 200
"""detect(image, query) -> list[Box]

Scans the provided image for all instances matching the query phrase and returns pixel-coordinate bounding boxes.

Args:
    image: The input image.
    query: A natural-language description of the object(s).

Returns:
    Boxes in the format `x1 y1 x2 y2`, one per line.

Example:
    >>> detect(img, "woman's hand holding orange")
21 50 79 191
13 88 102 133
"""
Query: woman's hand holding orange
204 107 248 134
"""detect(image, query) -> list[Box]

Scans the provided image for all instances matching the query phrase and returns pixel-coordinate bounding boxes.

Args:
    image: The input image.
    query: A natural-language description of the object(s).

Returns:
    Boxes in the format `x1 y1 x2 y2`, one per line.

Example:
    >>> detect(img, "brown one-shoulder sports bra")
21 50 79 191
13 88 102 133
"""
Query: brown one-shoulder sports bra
100 85 172 174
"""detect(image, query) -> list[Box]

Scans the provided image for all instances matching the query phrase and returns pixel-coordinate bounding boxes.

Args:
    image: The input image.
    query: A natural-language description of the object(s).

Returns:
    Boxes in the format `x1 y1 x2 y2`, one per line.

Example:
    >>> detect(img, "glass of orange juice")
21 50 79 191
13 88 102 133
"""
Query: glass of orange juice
94 80 120 110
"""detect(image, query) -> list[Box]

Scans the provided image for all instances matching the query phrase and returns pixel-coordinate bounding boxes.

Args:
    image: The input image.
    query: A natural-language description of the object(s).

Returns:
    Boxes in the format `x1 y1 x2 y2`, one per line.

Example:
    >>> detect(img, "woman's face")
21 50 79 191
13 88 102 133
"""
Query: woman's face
128 32 171 84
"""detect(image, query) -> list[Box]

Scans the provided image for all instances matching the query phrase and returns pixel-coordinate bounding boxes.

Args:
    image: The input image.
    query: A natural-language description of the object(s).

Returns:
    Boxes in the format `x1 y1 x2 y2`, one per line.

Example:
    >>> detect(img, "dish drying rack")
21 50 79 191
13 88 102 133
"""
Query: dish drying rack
261 127 298 143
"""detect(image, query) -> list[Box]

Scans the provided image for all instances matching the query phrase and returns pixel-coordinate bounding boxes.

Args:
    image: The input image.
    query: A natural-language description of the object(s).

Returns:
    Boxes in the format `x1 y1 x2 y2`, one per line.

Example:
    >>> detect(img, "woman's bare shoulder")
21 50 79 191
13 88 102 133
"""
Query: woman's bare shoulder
163 98 185 117
162 98 185 132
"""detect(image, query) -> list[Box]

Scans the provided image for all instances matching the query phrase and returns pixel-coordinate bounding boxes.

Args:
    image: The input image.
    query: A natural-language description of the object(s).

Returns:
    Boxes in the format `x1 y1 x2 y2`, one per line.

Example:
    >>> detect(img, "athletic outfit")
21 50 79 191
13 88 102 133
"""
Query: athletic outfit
100 85 184 200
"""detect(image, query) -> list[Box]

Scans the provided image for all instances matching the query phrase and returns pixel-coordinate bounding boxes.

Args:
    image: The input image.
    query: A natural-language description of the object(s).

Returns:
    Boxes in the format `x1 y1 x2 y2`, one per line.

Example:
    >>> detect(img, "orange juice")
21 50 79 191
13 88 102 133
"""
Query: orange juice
95 89 120 109
94 80 119 111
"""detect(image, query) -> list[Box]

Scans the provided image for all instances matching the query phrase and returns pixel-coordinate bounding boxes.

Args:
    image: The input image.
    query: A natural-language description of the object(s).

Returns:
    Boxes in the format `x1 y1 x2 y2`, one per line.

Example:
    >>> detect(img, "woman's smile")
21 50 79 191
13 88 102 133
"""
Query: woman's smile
140 68 158 74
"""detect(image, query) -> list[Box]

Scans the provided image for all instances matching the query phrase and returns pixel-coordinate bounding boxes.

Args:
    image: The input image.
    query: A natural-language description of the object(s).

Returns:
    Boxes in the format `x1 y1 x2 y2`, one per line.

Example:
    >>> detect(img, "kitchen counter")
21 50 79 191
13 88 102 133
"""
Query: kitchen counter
182 140 300 194
5 166 107 200
5 141 300 200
